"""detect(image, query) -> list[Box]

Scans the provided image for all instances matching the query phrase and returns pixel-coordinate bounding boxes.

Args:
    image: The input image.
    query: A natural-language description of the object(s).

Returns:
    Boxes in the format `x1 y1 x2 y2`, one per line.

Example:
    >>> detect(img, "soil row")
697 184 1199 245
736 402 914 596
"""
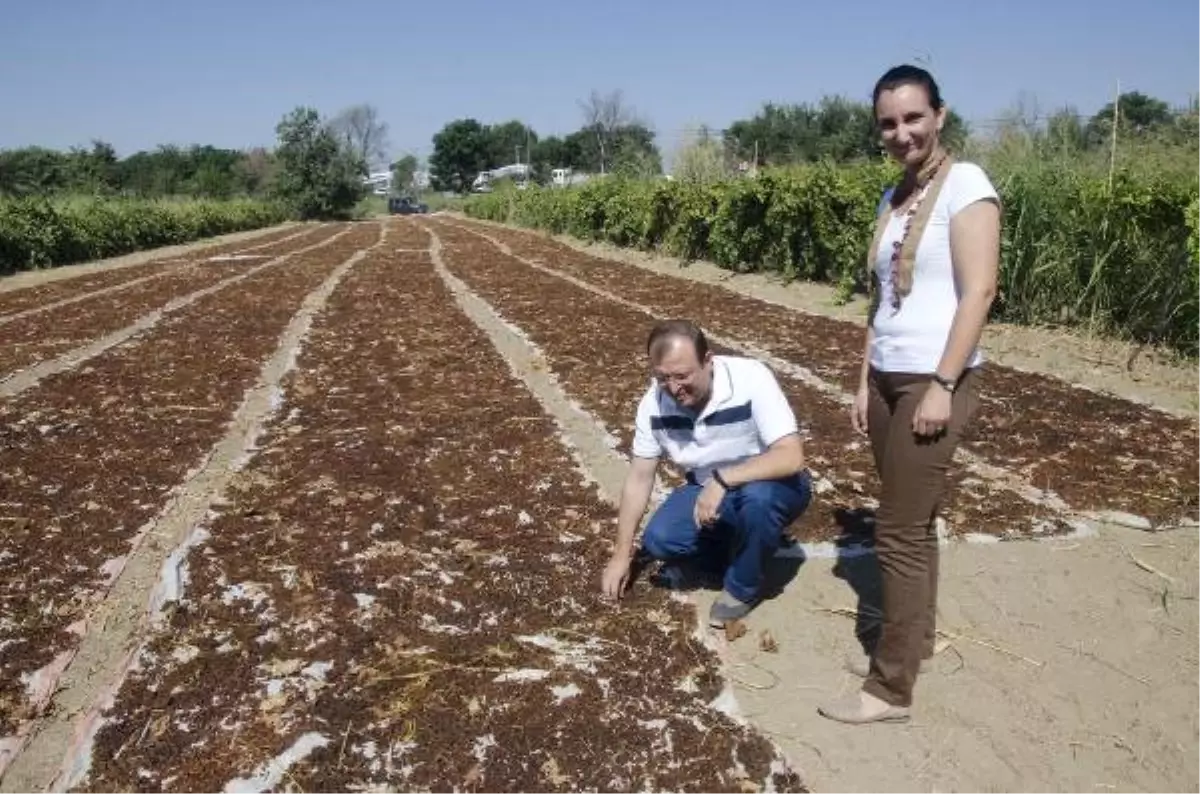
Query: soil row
0 226 344 380
450 220 1198 526
427 220 1074 543
77 219 800 793
0 224 381 745
0 225 312 318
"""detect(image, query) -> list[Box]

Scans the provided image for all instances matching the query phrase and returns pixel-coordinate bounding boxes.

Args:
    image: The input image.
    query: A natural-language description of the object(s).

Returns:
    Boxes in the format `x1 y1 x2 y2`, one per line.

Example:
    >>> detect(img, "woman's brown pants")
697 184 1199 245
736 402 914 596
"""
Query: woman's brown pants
862 367 980 707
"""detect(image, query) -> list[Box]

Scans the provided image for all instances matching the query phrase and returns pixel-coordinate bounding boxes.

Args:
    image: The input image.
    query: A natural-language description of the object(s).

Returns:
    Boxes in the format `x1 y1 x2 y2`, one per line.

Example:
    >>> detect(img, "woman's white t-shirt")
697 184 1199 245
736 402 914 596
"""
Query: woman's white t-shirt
869 162 999 374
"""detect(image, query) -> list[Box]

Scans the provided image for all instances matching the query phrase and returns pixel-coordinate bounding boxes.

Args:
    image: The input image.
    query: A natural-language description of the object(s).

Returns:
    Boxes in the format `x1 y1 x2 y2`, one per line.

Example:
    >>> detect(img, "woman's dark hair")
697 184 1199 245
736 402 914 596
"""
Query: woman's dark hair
872 64 944 111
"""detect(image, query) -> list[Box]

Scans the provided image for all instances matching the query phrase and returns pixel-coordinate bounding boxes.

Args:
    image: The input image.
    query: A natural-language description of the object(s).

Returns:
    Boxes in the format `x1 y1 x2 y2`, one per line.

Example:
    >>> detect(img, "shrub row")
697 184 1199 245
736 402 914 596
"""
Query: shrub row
465 161 1199 357
0 197 291 274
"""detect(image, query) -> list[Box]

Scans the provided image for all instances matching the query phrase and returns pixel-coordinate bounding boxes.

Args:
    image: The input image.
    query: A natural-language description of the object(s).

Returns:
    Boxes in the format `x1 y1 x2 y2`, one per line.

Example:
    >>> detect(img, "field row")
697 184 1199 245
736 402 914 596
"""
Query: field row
0 225 344 381
424 220 1081 543
436 217 1198 530
0 220 798 792
0 223 307 318
0 223 378 770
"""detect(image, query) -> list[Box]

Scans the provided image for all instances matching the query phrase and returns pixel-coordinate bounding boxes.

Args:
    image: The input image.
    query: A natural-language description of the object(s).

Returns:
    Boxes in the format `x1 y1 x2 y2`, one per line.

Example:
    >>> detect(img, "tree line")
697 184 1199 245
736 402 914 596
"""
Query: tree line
427 89 1195 191
426 90 662 191
0 103 393 219
2 88 1192 216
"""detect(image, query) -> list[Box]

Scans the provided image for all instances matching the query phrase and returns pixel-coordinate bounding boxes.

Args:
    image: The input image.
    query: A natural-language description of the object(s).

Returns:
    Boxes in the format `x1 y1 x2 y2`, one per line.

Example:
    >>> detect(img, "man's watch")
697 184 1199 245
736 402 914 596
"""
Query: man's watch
932 372 958 393
712 470 736 490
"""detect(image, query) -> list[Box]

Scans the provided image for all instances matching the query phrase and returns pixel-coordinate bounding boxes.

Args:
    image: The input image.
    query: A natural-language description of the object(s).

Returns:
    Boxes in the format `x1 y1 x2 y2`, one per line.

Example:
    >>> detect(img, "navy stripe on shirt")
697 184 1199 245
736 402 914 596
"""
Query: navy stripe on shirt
704 402 752 427
650 415 694 431
649 402 752 431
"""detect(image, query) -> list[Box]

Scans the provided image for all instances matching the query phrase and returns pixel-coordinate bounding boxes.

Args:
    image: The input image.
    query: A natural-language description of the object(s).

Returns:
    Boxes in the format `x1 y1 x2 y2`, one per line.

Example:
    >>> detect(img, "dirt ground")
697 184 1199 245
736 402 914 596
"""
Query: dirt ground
694 528 1198 793
442 217 1200 793
3 218 1195 792
0 222 300 294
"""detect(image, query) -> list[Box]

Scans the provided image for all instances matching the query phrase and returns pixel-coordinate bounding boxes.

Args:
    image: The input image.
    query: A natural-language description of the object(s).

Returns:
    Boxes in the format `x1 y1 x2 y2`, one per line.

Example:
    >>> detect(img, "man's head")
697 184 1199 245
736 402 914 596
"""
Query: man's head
646 320 713 410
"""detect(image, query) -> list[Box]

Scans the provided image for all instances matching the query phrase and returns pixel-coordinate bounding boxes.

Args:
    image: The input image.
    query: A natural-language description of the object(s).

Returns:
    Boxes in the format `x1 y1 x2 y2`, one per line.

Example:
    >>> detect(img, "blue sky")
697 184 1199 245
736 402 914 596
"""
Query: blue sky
3 0 1196 167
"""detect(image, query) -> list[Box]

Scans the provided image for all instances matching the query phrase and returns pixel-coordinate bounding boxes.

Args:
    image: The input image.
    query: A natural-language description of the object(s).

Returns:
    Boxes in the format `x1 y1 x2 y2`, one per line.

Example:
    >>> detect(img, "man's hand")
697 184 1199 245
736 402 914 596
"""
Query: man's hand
693 477 726 528
601 555 632 600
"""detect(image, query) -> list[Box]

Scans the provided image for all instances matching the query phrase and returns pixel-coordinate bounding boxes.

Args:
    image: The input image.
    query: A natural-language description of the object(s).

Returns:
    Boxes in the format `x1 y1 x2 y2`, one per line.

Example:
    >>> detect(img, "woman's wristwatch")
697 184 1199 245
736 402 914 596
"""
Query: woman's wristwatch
932 372 958 393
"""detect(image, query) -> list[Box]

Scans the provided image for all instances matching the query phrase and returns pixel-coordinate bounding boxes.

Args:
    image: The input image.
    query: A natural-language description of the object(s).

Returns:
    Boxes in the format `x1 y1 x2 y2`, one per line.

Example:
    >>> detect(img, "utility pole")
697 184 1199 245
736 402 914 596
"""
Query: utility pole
1108 79 1120 192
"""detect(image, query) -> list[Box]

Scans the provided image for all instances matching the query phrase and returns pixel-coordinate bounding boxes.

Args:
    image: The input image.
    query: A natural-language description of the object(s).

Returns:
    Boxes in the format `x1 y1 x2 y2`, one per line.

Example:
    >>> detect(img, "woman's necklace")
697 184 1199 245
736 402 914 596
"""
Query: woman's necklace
884 151 949 310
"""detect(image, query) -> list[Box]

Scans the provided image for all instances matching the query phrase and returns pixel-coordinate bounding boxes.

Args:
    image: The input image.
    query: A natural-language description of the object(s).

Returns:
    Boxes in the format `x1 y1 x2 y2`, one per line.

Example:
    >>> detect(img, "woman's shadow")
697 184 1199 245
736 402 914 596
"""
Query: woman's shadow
831 507 883 655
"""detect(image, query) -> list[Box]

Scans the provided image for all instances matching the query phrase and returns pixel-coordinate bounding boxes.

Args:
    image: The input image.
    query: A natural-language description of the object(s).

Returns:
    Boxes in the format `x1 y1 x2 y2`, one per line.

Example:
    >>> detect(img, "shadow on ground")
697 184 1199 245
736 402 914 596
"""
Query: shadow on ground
831 507 882 655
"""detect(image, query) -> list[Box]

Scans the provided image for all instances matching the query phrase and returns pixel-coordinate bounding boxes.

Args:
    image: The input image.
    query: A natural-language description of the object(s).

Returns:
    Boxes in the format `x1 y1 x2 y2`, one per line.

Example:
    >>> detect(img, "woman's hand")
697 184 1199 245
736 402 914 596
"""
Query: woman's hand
912 384 953 437
851 383 870 436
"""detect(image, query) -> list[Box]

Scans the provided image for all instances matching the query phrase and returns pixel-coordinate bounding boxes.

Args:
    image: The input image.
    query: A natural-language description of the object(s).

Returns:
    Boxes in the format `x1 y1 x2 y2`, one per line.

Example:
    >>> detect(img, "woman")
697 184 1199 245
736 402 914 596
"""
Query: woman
817 65 1001 724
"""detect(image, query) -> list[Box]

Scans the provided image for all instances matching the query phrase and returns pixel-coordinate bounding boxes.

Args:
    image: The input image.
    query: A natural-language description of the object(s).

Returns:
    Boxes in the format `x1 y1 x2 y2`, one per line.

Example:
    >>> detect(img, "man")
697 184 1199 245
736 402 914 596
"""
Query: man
600 319 813 627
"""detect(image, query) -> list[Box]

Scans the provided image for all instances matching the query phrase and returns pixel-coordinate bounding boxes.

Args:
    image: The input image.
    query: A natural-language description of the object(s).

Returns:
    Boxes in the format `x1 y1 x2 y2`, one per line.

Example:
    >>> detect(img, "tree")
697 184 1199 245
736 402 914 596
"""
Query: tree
610 125 662 177
724 97 970 165
673 126 726 184
940 109 970 153
429 118 492 192
1160 98 1200 149
390 154 419 196
1044 107 1088 154
579 89 639 174
65 140 119 194
530 135 572 181
0 147 69 196
486 120 537 168
1086 91 1175 146
329 104 390 170
237 147 277 196
272 107 366 219
566 122 661 176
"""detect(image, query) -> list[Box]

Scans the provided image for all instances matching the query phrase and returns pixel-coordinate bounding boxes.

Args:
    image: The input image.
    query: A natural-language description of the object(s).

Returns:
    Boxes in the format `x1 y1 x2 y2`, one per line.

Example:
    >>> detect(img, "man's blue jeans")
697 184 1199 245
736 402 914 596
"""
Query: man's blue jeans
640 471 812 603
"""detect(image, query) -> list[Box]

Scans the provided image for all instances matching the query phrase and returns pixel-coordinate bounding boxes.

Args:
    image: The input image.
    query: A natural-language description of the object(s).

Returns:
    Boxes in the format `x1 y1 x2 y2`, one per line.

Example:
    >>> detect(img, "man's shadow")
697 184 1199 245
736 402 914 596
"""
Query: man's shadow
831 507 883 655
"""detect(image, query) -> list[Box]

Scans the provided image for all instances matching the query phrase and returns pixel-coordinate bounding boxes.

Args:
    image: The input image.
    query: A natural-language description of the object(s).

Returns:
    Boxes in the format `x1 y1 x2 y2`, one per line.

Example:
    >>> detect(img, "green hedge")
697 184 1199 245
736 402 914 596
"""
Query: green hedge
0 197 291 274
466 161 1199 357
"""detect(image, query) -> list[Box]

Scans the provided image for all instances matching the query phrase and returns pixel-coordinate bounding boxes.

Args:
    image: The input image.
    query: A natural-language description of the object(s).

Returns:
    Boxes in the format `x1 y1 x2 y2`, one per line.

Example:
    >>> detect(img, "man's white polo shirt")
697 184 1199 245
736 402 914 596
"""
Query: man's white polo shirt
631 355 799 484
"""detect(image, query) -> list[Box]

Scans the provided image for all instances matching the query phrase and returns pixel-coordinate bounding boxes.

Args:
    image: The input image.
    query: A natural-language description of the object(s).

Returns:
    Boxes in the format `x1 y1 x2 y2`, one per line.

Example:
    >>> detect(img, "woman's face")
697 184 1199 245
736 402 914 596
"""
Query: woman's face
875 83 945 169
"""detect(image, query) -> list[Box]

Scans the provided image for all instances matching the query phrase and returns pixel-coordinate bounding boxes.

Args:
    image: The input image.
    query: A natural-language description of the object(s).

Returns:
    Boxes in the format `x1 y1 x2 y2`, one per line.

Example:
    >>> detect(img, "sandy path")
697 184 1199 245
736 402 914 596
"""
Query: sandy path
712 528 1198 793
428 219 1200 793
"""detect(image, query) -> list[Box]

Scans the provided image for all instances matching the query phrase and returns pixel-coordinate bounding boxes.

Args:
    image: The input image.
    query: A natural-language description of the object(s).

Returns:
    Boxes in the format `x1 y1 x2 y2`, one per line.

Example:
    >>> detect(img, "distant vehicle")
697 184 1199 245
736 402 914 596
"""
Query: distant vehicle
471 163 533 192
388 196 428 215
550 167 590 188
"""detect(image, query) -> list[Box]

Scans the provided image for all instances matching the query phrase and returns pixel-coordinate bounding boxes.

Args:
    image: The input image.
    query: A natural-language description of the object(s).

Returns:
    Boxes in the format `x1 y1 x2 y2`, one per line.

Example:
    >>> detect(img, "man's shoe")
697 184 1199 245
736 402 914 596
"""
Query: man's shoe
844 652 933 678
649 561 724 591
817 691 910 724
708 590 754 627
649 563 688 590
